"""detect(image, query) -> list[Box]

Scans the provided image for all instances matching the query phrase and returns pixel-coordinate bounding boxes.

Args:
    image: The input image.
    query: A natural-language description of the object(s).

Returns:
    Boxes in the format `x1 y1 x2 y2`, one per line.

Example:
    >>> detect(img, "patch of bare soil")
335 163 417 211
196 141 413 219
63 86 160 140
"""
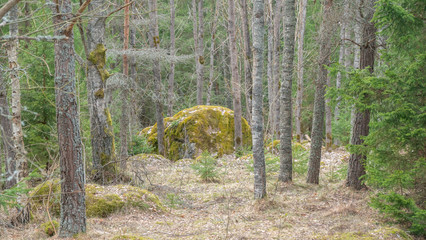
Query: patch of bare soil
0 147 412 239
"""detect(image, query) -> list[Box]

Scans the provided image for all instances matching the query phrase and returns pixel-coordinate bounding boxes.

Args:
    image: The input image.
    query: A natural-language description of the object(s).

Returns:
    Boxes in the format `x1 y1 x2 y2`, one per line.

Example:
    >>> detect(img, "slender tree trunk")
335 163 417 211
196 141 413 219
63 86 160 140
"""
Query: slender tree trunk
195 0 204 105
241 0 253 124
267 0 274 134
272 0 283 138
347 0 376 190
86 0 116 183
7 5 27 183
167 0 176 116
325 74 332 151
228 0 243 149
148 0 165 156
307 0 333 184
252 0 266 199
120 0 130 170
206 0 220 105
295 0 307 143
0 71 16 189
52 0 86 236
278 0 296 182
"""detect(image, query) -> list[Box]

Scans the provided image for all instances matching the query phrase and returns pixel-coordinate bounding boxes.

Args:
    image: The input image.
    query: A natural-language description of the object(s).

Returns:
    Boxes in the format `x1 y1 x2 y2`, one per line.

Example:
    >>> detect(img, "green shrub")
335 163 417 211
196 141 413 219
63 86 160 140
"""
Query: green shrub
191 152 219 182
370 192 426 236
129 135 154 156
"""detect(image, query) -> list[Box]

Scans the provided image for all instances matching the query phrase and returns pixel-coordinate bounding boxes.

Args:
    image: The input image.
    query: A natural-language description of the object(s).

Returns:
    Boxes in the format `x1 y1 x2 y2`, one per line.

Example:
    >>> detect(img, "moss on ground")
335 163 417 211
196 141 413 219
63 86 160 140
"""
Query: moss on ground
40 220 58 237
315 227 412 240
30 180 165 218
141 105 251 161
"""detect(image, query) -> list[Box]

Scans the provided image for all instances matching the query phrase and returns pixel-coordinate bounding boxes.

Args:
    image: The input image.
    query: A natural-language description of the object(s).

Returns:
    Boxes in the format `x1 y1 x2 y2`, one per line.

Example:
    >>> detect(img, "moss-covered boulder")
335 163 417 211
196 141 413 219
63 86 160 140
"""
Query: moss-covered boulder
30 179 165 218
140 105 252 161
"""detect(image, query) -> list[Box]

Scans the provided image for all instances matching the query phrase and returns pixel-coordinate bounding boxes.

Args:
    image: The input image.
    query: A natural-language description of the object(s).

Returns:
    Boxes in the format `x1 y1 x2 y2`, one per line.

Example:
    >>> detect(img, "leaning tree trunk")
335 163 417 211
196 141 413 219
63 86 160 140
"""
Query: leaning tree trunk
52 0 86 236
241 0 253 124
195 0 205 105
278 0 296 183
228 0 243 149
148 0 165 156
307 0 334 184
272 0 283 138
252 0 266 199
86 0 116 183
167 0 176 116
206 0 220 105
346 0 376 190
7 5 27 183
295 0 307 143
0 70 16 189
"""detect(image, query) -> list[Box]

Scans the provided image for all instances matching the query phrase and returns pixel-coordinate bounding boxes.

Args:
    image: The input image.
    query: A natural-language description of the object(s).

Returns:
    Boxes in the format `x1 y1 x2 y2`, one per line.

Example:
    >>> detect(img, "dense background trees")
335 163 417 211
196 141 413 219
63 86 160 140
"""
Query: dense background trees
0 0 424 237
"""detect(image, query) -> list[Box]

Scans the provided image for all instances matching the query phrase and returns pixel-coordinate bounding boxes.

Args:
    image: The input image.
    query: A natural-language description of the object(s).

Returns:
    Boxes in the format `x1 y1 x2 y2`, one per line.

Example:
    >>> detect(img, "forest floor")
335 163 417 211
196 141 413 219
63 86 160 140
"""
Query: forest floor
0 146 414 240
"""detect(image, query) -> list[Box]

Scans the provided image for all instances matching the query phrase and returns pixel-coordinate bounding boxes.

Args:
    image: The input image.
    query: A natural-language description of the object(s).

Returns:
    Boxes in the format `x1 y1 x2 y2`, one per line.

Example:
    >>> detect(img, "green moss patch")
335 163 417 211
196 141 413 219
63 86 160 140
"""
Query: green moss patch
40 220 58 237
140 105 252 161
30 180 165 218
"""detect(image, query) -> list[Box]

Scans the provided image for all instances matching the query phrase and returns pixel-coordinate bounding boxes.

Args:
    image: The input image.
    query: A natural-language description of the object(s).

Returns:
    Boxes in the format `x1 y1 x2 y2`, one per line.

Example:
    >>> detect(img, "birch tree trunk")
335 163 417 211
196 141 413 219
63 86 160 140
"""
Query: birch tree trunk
7 5 27 182
148 0 165 156
241 0 253 124
167 0 176 116
278 0 296 182
120 0 130 170
195 0 205 105
228 0 243 149
0 71 16 189
86 0 116 183
252 0 266 199
347 0 376 190
307 0 333 184
272 0 283 138
52 0 86 236
206 0 220 105
295 0 307 143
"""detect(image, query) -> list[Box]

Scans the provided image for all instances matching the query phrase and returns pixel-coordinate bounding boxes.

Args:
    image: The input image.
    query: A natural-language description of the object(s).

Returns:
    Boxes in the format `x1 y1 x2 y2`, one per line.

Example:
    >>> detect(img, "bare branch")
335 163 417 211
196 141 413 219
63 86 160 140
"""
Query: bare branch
0 0 20 20
64 0 92 36
105 1 134 19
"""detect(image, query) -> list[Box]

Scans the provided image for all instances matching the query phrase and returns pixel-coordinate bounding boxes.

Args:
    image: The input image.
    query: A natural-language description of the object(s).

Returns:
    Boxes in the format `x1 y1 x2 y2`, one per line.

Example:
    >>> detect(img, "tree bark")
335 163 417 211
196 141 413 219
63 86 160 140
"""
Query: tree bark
307 0 333 184
86 0 116 183
241 0 253 124
167 0 176 116
267 0 273 135
278 0 296 182
228 0 243 150
0 70 16 189
272 0 283 138
206 0 220 105
346 0 376 190
325 74 332 151
252 0 266 199
195 0 205 105
52 0 86 236
7 5 27 183
0 0 20 20
148 0 165 156
295 0 307 143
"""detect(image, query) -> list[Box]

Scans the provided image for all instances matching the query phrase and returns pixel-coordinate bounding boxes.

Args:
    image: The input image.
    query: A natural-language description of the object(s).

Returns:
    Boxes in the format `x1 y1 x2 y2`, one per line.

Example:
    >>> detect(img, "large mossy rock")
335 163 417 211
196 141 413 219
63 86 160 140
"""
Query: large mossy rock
30 179 165 218
141 105 252 161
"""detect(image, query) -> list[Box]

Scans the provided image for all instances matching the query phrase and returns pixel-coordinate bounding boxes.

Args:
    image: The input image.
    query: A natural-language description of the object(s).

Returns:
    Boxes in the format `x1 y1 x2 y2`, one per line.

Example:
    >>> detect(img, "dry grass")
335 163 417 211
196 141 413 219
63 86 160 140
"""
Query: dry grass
0 147 412 239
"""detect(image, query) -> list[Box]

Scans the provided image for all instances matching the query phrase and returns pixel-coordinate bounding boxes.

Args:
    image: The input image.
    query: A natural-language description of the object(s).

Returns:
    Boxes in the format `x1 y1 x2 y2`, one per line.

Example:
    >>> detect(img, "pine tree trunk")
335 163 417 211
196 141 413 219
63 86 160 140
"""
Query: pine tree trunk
7 5 27 182
206 0 220 105
325 74 333 151
241 0 253 124
52 0 86 236
346 0 376 190
195 0 205 105
228 0 243 150
167 0 176 116
86 0 116 183
278 0 296 182
149 0 165 156
252 0 266 199
0 71 16 189
272 0 283 138
120 0 130 170
295 0 307 143
307 0 333 184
